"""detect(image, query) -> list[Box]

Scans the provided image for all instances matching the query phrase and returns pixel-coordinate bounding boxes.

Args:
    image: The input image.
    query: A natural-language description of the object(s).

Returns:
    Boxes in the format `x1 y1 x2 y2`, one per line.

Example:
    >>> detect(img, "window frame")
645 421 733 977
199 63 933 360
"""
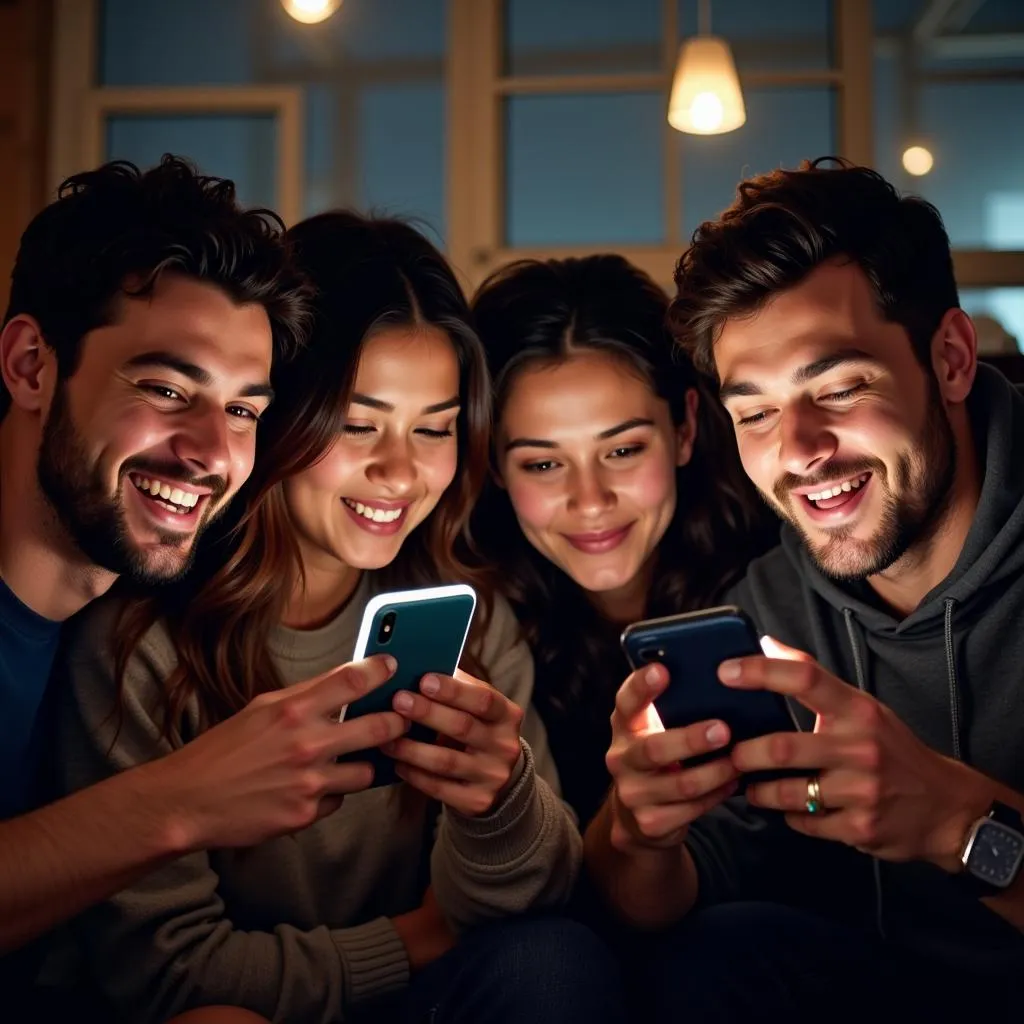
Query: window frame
48 0 1024 294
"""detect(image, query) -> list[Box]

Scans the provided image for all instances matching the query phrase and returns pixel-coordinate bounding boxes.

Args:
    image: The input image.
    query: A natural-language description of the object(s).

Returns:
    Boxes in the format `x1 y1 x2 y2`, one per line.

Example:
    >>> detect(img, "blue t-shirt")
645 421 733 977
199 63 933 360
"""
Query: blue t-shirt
0 576 63 820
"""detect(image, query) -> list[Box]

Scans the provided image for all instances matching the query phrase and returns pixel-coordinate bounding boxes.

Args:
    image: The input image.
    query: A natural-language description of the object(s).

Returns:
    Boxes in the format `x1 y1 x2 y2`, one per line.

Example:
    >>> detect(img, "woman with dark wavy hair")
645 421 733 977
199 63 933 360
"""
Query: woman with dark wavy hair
470 254 777 828
53 213 621 1024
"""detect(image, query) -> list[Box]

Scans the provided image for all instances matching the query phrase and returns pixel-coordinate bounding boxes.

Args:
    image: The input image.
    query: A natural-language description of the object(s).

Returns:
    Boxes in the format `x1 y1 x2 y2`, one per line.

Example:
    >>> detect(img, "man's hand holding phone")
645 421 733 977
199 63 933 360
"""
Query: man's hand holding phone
721 637 994 870
151 654 410 851
382 668 525 817
606 662 740 853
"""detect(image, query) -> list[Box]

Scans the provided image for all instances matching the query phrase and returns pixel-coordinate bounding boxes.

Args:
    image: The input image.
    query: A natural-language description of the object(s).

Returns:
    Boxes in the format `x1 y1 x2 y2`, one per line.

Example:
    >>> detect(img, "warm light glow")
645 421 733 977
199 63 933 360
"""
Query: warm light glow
281 0 341 25
668 37 746 135
902 145 934 176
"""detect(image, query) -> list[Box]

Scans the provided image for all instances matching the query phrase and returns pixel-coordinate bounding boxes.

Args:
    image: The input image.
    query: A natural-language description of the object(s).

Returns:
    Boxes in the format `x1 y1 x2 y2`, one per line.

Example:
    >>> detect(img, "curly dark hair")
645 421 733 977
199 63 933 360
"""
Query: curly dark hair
1 154 311 418
668 156 959 376
469 255 777 821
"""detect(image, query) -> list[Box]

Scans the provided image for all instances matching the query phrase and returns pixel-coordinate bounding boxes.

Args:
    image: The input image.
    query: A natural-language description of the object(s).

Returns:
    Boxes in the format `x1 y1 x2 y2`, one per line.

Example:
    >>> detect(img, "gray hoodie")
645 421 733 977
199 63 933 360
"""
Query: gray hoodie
685 362 1024 975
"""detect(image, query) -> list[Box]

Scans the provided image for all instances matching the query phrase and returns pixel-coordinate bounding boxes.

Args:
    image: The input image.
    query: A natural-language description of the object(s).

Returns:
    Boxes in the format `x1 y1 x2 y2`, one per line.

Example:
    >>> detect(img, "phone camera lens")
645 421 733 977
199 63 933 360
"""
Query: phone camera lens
639 647 664 663
377 611 397 645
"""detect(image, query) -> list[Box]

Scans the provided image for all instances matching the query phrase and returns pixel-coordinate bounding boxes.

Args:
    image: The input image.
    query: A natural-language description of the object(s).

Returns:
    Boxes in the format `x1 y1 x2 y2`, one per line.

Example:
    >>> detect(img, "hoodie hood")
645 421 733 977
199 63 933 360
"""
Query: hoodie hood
783 362 1024 638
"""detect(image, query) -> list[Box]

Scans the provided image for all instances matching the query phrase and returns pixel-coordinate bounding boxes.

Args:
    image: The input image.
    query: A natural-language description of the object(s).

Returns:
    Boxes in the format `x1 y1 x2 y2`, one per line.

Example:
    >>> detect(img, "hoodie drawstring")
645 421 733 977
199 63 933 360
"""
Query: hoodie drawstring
944 598 964 762
842 608 886 938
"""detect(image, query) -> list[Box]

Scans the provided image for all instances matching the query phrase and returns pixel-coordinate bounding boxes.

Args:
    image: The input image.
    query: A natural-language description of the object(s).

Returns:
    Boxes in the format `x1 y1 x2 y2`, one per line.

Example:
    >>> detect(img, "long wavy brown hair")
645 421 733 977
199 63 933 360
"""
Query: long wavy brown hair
469 256 778 821
115 211 491 740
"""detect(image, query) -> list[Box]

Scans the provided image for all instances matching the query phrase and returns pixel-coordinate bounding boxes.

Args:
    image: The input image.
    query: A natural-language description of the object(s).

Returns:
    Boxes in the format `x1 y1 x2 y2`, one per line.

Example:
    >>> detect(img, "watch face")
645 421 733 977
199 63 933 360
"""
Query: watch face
966 820 1024 887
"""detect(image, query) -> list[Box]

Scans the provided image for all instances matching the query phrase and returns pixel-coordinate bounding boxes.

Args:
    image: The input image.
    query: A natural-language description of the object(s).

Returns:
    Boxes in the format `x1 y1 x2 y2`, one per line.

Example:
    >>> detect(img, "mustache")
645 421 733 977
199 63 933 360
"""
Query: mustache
773 458 884 505
121 460 227 501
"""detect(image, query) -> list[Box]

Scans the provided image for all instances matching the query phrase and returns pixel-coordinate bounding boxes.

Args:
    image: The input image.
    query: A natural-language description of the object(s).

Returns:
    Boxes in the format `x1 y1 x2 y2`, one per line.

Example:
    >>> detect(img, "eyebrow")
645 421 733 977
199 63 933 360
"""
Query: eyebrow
350 393 461 415
719 347 881 402
504 417 654 452
124 350 274 401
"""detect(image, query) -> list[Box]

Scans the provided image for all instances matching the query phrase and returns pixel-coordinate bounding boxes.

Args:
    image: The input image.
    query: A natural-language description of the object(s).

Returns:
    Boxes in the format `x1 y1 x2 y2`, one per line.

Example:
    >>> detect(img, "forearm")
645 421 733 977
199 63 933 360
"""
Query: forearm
0 760 182 953
391 895 453 973
582 795 699 930
432 742 581 930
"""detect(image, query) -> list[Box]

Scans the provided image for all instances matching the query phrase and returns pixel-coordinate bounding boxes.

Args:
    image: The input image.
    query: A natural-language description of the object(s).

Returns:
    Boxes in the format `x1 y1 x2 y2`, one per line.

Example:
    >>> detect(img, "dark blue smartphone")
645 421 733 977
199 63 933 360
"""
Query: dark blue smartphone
620 605 799 776
338 584 476 788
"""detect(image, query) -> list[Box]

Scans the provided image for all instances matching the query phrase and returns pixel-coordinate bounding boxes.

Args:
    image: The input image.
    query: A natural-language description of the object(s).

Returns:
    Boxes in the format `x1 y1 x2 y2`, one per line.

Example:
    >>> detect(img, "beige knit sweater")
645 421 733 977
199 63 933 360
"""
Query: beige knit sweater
53 577 579 1024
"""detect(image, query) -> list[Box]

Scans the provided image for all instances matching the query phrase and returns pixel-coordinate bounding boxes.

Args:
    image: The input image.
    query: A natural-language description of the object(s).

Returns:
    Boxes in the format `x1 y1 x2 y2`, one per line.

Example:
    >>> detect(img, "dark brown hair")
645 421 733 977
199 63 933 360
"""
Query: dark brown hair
116 211 491 738
2 155 311 420
469 255 777 733
668 157 960 376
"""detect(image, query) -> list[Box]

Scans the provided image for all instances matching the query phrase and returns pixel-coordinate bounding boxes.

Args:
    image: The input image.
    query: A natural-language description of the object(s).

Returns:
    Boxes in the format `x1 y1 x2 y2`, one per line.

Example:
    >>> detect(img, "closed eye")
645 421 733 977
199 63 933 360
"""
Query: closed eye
737 410 770 426
416 427 454 439
342 424 375 436
822 383 868 402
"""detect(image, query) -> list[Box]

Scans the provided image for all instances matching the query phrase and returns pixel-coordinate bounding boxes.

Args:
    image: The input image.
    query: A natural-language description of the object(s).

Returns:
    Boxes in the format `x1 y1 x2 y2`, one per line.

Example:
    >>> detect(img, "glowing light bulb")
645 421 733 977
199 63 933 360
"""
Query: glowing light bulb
689 91 725 133
281 0 341 25
902 145 934 176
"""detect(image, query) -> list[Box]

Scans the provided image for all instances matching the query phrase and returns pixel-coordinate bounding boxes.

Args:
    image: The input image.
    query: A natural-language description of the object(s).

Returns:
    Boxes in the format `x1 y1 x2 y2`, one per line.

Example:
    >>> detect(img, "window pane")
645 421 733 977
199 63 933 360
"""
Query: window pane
100 0 447 241
100 0 254 86
105 114 277 210
505 0 662 77
505 93 664 247
961 289 1024 354
677 0 832 73
874 74 1024 249
679 87 835 239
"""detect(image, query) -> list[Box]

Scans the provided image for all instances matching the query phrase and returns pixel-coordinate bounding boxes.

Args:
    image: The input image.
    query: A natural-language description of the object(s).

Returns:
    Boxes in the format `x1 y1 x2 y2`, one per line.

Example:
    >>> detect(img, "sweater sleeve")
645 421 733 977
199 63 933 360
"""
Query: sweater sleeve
430 595 582 931
52 601 409 1024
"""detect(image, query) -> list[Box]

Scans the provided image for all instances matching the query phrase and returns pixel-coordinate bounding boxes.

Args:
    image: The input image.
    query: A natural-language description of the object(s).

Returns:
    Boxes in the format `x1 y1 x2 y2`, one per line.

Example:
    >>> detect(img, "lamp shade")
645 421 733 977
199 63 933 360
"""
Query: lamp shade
281 0 341 24
668 36 746 135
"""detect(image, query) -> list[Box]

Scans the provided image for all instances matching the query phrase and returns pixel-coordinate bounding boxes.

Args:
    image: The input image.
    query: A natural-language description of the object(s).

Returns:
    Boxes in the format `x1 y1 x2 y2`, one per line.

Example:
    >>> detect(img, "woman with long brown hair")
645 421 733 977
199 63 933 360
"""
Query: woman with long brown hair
470 254 778 829
52 213 622 1024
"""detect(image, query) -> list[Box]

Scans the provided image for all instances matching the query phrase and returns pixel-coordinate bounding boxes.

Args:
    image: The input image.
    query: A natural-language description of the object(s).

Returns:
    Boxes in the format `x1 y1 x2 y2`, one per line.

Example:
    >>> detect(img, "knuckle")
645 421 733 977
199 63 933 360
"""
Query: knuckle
469 790 494 815
288 737 319 766
439 747 460 775
769 732 796 766
855 740 882 771
859 776 883 807
794 662 818 693
275 697 308 729
506 699 525 728
605 745 626 776
475 688 496 718
853 810 879 845
497 737 521 764
450 712 476 741
854 696 882 728
297 769 324 801
634 807 666 838
616 780 642 810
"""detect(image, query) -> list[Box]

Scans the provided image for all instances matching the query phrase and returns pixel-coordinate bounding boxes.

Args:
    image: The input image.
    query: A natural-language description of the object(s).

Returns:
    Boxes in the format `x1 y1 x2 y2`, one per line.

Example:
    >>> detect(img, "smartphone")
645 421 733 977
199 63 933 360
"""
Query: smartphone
620 605 799 777
338 583 477 787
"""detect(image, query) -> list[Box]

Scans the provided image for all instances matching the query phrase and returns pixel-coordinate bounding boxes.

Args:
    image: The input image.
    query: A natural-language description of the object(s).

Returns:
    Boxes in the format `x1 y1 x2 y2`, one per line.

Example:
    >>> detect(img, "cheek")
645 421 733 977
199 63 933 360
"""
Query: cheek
505 476 560 532
624 457 677 515
423 447 458 494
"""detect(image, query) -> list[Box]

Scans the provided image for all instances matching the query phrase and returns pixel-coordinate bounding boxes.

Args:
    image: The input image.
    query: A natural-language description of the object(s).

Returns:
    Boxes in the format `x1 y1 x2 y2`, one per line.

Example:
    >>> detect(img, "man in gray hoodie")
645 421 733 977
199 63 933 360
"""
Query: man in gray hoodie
585 159 1024 1019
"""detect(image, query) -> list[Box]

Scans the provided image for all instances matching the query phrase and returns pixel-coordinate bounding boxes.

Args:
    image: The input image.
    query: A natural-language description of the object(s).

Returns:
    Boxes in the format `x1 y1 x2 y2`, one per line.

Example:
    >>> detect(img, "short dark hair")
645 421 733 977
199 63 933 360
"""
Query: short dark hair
1 154 312 418
668 157 959 376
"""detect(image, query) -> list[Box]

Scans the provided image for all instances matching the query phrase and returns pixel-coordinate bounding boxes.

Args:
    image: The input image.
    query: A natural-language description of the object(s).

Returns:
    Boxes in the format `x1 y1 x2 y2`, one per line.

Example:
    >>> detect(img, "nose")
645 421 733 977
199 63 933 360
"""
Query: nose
567 465 615 518
171 404 233 482
366 433 417 495
778 398 838 477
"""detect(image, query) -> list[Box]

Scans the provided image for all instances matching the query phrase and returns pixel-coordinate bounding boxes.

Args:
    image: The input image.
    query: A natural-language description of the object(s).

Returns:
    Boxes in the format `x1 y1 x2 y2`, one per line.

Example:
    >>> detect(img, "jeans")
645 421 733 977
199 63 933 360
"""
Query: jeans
401 916 626 1024
632 901 1016 1024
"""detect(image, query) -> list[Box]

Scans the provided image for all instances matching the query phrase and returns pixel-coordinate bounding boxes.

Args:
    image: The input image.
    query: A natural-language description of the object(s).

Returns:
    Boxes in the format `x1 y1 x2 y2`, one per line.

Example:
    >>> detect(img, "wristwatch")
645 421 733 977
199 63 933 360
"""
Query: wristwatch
958 801 1024 896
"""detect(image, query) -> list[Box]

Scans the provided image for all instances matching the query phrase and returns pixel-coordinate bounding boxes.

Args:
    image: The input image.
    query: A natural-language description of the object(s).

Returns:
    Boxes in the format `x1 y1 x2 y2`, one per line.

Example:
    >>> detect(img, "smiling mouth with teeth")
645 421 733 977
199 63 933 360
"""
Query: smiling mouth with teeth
130 473 202 516
804 472 871 508
342 498 405 524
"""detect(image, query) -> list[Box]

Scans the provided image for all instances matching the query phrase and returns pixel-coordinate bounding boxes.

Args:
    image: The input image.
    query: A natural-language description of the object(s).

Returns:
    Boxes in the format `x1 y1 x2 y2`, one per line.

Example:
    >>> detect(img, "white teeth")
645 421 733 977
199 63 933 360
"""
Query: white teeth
807 474 869 503
344 499 403 523
130 475 200 509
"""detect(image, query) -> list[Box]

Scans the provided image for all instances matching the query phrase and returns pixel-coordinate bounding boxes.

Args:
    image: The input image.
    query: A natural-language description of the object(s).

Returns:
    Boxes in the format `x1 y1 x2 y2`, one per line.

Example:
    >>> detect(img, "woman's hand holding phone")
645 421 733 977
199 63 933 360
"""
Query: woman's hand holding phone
605 662 741 852
381 668 525 817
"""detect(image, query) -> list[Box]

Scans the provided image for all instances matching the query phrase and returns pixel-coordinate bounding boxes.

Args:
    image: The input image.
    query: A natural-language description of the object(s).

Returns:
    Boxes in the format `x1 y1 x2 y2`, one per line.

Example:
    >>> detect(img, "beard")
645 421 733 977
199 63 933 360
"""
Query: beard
36 383 227 585
767 378 957 582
